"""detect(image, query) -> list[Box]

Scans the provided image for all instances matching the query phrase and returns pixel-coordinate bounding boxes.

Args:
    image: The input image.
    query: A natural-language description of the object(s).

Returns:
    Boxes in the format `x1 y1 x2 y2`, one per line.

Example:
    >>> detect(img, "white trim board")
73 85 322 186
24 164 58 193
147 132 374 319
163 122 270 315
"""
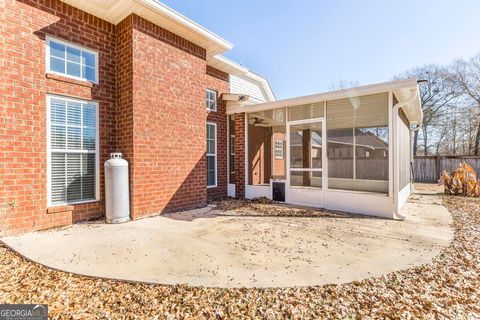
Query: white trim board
245 185 272 200
227 184 236 198
397 183 412 212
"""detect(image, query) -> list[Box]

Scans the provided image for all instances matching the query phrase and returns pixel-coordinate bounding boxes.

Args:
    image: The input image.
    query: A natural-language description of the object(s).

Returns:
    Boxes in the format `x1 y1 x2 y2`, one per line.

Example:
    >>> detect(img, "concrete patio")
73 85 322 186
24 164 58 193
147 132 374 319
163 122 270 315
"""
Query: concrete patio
2 192 452 288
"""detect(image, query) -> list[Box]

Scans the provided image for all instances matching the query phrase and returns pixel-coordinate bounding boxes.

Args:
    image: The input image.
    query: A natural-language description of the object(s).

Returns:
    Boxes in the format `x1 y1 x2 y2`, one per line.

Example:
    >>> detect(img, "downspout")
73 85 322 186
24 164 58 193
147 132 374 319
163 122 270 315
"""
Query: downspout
410 124 422 191
392 89 418 220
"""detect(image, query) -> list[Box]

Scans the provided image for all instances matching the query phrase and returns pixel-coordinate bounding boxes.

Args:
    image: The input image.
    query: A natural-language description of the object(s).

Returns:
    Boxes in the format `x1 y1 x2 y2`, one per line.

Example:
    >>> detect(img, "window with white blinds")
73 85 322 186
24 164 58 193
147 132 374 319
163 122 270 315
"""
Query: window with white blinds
48 96 98 205
206 122 217 187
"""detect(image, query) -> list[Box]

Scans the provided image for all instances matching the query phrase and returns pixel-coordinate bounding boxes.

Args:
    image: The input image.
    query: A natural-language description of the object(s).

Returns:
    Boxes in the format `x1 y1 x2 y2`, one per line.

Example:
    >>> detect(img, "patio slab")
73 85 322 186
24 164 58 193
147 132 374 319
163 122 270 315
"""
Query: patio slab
1 193 452 288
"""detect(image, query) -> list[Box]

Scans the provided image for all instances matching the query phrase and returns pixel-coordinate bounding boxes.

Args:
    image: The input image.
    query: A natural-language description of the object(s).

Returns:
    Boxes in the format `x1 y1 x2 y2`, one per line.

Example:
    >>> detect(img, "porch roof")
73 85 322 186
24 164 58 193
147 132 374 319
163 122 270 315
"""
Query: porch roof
226 78 423 126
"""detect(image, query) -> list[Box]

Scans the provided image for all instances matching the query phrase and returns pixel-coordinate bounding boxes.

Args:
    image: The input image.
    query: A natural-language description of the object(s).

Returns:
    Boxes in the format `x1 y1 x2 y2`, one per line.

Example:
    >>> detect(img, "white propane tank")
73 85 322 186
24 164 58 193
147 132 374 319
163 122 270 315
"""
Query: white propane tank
105 153 130 223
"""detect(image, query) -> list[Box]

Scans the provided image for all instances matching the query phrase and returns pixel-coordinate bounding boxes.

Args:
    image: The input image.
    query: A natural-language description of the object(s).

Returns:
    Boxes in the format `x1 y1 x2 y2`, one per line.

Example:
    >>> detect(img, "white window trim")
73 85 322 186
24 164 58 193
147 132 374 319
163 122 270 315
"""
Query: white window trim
206 122 217 188
46 94 100 207
274 140 284 159
206 89 217 112
45 36 99 84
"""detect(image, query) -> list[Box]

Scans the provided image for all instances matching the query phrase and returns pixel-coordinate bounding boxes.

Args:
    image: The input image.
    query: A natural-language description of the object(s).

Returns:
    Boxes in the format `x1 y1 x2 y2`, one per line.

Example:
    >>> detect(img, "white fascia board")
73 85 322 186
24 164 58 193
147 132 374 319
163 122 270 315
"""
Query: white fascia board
244 71 276 102
227 78 420 116
137 0 233 52
209 55 249 74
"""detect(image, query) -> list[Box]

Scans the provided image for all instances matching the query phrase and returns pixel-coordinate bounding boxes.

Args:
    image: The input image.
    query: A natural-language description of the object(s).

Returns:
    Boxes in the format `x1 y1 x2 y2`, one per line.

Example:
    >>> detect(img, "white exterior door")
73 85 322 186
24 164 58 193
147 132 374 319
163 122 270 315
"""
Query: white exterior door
286 118 327 207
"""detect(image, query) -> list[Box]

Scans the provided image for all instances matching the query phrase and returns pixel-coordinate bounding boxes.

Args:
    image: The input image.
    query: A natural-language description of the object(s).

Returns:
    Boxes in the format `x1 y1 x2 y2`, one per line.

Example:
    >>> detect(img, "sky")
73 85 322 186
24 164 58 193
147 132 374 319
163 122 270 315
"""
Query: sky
161 0 480 100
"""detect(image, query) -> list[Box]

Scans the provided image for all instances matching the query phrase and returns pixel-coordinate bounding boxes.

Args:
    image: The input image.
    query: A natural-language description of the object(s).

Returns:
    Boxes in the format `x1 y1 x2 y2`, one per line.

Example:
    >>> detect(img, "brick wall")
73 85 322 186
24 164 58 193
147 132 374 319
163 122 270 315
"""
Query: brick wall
272 132 286 178
234 113 246 198
1 0 116 236
128 14 209 218
115 15 135 217
248 125 271 185
0 1 232 235
206 66 229 200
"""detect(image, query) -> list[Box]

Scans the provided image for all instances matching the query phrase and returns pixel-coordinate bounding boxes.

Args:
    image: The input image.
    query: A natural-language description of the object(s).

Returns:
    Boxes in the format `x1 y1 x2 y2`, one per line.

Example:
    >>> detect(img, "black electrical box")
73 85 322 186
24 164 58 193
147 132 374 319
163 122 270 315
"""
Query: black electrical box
272 181 285 202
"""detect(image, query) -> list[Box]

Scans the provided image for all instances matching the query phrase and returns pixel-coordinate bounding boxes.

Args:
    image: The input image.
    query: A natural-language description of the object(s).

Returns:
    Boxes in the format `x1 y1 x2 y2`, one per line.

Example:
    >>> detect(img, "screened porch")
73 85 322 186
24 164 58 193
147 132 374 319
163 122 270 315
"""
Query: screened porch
226 79 422 218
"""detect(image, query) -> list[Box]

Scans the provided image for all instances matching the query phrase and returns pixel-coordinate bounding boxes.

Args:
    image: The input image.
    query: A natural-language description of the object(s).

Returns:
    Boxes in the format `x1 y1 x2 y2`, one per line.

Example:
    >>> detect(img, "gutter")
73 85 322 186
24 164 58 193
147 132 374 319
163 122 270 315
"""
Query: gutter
138 0 233 51
392 88 418 220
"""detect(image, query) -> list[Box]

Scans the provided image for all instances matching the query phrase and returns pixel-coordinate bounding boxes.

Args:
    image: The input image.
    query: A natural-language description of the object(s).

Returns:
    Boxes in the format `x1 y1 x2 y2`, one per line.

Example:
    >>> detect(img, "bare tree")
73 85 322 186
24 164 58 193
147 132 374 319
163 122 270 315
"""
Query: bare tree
329 80 360 91
395 65 458 155
451 54 480 155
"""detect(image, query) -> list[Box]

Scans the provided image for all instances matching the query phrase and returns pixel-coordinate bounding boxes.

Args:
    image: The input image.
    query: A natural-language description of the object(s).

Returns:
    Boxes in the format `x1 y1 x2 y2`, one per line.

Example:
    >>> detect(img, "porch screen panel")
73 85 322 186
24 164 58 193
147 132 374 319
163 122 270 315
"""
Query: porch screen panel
399 108 411 190
247 108 286 185
289 121 322 188
327 98 354 190
327 93 389 193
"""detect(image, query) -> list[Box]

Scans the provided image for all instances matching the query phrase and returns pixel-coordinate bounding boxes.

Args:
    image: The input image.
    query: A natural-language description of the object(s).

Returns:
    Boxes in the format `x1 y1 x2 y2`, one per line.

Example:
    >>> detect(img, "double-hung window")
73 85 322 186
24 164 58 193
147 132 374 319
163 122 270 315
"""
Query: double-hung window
206 123 217 187
48 95 98 205
206 89 217 111
46 36 98 83
230 135 235 173
274 140 284 159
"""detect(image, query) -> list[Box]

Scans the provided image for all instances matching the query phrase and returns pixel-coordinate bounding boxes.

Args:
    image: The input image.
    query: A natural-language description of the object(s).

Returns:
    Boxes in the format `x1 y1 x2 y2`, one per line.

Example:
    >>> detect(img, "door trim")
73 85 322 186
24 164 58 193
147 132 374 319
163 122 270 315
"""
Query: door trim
286 117 327 207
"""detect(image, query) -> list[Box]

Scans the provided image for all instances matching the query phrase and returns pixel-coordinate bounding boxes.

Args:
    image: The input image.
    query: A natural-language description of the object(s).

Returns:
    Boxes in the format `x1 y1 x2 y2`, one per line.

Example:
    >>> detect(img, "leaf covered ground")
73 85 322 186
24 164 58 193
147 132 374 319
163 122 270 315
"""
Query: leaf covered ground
0 196 479 319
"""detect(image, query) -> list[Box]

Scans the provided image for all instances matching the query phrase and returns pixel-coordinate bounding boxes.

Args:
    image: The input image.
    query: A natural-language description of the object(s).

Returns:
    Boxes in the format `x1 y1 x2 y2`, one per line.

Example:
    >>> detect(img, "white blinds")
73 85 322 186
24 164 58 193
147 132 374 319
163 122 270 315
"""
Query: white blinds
206 123 217 187
50 97 97 204
327 93 388 129
288 102 324 122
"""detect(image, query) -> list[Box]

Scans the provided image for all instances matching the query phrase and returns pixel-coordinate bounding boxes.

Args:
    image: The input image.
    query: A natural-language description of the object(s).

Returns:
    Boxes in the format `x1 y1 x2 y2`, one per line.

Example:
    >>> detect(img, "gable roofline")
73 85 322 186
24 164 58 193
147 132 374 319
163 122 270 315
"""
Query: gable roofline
208 55 276 102
61 0 233 57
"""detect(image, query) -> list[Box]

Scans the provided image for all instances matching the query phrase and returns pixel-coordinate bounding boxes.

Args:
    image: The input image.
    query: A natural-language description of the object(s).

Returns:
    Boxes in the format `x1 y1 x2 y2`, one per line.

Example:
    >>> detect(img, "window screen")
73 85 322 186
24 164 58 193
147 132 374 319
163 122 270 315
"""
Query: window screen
327 93 389 193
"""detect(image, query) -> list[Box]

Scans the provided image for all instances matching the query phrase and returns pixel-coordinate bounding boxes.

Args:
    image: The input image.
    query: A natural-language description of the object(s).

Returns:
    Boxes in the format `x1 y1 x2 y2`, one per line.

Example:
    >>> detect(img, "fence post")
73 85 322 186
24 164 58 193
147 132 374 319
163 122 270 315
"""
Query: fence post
436 155 441 181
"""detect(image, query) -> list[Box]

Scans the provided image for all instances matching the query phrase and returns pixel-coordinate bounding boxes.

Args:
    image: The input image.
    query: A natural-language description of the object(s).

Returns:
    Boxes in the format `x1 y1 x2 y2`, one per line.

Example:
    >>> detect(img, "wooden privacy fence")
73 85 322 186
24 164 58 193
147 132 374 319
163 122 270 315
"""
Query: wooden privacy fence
327 158 389 180
413 156 480 183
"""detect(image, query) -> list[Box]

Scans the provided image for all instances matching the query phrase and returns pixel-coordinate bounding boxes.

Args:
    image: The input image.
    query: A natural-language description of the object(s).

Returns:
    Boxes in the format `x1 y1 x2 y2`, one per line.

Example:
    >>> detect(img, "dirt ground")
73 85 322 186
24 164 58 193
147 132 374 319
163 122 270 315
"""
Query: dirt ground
414 183 444 194
0 195 479 319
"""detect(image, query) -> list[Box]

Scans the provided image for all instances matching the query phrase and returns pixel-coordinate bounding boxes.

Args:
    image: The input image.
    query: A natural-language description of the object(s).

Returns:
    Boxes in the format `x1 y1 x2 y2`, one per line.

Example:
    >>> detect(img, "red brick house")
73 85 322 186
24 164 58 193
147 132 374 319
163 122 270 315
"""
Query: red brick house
0 0 274 236
1 0 423 237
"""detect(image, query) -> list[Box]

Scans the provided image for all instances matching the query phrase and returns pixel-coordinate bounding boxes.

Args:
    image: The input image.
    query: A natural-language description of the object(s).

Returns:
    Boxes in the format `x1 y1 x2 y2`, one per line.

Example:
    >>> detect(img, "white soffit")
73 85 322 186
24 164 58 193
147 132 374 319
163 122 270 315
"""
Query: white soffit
61 0 232 57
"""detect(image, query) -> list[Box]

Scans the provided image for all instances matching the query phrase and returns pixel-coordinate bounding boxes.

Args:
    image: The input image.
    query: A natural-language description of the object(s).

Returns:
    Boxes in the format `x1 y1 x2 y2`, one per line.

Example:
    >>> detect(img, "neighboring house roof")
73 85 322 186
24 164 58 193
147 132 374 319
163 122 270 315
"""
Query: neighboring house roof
289 129 388 150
